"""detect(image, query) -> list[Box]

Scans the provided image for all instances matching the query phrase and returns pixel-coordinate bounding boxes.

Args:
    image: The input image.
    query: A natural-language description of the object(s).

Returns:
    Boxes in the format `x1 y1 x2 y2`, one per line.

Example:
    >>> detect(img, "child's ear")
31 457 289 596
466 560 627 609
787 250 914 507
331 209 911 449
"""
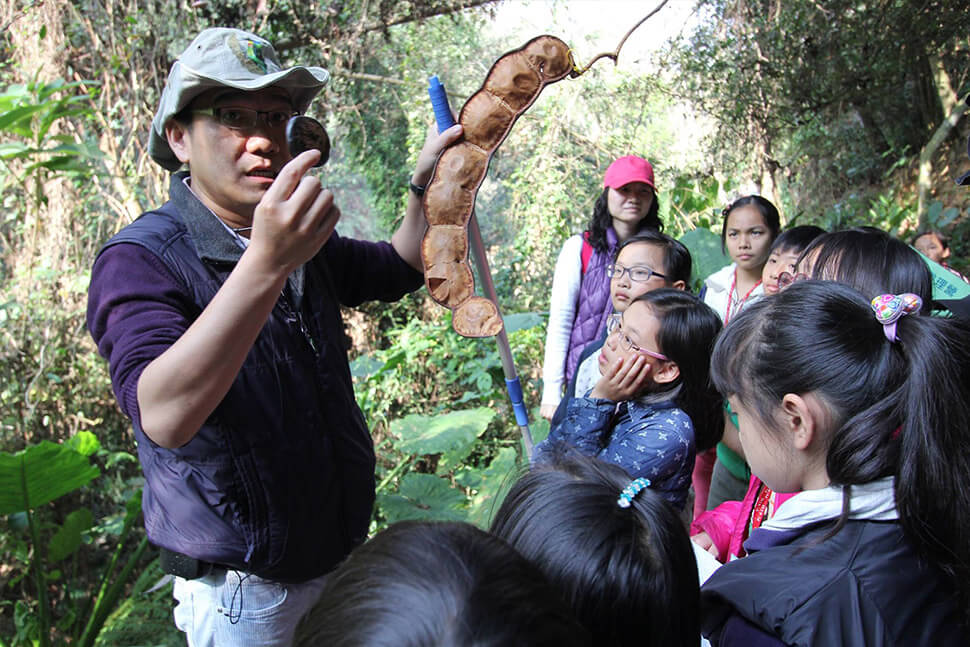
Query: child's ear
653 360 680 385
942 246 951 260
780 393 821 451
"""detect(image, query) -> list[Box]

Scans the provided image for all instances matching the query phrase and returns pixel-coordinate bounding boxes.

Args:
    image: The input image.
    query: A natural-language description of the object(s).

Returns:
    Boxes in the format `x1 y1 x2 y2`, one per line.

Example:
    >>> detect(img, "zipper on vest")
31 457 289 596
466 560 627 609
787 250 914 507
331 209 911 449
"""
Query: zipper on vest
279 290 318 353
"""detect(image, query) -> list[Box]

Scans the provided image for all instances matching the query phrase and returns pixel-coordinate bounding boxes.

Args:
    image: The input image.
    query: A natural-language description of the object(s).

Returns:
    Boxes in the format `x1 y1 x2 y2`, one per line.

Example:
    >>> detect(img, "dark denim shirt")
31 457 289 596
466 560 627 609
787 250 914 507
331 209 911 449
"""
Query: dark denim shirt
535 395 695 509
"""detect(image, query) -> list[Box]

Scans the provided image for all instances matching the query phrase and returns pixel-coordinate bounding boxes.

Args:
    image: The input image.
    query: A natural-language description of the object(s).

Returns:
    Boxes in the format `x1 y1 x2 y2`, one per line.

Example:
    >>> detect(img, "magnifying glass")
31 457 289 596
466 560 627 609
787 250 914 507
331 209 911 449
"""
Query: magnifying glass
286 116 330 167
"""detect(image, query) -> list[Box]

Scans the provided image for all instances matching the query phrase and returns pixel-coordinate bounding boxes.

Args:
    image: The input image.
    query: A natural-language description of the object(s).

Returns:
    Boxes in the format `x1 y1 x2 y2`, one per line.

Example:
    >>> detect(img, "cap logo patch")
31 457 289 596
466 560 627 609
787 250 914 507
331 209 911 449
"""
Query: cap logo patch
229 34 269 74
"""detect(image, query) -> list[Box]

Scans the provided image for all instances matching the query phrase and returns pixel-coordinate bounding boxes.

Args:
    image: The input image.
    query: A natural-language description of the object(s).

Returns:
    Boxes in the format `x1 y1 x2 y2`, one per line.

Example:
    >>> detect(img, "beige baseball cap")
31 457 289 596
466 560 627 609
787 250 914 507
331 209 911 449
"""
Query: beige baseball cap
148 27 329 171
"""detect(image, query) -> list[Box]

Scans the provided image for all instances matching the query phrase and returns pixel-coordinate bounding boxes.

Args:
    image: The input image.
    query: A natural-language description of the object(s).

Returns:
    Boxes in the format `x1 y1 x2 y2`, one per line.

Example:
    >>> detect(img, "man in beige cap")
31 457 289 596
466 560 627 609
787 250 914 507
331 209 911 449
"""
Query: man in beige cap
87 27 461 645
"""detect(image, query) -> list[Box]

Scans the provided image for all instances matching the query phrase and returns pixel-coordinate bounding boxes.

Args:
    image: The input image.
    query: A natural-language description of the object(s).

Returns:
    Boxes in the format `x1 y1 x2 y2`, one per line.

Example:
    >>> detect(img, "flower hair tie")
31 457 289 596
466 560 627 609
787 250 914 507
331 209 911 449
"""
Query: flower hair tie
870 293 922 343
617 477 651 508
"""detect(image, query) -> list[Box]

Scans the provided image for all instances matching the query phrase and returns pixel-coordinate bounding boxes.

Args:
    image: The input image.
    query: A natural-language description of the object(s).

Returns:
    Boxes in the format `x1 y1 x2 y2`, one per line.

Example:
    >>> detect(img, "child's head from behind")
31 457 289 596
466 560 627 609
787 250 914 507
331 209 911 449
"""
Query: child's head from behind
295 521 590 647
710 281 906 492
608 231 692 312
796 227 933 312
613 289 723 451
761 225 826 295
489 452 699 647
719 195 781 272
709 279 970 617
912 230 950 264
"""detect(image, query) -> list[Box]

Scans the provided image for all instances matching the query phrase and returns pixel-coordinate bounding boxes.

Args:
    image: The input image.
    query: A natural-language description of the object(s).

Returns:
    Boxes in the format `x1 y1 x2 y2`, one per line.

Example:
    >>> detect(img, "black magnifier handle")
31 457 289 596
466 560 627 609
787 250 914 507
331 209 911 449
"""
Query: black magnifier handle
286 116 330 168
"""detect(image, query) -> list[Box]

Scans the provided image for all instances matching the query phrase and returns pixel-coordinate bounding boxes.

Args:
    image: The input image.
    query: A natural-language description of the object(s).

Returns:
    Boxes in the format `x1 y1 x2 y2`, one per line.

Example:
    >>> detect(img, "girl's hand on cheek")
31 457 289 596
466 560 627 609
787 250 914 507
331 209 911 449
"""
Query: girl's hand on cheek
590 355 652 402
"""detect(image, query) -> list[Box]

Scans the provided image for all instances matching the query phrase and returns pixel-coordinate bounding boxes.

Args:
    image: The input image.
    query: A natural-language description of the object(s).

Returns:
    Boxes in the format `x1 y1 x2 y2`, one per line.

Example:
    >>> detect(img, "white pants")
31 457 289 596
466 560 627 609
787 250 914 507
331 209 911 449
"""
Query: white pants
173 569 328 647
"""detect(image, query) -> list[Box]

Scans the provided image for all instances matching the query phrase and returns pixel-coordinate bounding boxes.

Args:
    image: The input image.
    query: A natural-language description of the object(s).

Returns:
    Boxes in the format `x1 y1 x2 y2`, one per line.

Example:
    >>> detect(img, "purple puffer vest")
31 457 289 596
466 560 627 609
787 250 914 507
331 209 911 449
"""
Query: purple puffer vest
565 227 618 382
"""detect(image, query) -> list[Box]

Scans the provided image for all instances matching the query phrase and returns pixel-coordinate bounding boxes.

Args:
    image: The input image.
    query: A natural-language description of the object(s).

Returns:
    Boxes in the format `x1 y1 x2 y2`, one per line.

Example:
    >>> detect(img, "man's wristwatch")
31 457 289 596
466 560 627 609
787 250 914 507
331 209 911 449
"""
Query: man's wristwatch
409 181 426 196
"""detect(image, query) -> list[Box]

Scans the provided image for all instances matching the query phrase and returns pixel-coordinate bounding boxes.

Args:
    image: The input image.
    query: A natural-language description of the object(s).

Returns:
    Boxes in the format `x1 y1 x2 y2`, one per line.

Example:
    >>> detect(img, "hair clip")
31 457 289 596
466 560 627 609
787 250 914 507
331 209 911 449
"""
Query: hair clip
870 293 922 343
617 477 651 508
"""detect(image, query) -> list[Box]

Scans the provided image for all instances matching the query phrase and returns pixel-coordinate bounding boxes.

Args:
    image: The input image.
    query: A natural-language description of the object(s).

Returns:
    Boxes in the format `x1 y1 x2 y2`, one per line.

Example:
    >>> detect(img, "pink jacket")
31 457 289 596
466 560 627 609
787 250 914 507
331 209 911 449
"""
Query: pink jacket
691 475 797 563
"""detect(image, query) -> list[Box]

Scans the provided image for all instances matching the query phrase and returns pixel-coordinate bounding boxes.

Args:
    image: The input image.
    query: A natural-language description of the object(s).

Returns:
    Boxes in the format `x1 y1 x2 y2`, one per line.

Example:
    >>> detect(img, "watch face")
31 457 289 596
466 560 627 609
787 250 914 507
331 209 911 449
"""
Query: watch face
286 116 330 167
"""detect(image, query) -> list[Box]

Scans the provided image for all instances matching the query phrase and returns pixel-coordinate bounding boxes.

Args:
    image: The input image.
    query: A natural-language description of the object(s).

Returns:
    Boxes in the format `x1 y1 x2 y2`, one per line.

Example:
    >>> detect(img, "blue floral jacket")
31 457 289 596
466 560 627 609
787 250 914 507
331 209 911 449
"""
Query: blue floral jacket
535 396 695 510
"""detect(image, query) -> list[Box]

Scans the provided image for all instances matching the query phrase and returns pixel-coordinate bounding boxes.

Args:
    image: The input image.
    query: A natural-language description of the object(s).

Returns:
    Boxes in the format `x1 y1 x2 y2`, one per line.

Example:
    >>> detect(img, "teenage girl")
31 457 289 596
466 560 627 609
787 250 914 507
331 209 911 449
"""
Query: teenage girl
535 289 722 511
553 230 692 424
491 452 700 647
699 195 781 513
541 155 662 420
701 280 968 645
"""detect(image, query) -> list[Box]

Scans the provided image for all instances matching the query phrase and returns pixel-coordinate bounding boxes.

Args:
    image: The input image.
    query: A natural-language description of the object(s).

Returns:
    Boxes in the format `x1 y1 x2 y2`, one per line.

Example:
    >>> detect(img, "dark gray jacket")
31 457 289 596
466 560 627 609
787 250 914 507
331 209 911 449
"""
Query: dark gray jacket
701 519 963 646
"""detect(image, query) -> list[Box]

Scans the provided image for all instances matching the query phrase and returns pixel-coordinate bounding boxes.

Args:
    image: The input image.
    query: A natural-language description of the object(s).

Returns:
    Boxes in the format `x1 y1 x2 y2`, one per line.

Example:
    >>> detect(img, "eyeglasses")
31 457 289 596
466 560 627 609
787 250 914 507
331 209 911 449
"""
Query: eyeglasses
606 313 668 360
192 106 297 131
606 263 667 283
777 271 809 291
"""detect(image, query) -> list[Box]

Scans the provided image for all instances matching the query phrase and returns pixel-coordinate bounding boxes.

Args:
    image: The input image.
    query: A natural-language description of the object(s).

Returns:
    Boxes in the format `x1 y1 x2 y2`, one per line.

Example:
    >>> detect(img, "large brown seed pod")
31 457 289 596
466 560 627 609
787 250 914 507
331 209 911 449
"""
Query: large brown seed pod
421 35 574 338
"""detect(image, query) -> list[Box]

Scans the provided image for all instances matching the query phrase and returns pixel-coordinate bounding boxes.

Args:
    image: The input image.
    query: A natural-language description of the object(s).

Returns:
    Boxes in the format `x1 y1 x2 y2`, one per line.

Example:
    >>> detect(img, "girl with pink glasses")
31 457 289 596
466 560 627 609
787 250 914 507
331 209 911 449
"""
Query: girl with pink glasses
534 289 722 511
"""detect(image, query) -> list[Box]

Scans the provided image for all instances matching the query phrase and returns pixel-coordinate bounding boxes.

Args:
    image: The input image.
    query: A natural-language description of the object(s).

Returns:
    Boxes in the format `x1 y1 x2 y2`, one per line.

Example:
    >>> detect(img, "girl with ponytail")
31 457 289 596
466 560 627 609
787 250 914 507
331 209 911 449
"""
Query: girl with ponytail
701 280 968 646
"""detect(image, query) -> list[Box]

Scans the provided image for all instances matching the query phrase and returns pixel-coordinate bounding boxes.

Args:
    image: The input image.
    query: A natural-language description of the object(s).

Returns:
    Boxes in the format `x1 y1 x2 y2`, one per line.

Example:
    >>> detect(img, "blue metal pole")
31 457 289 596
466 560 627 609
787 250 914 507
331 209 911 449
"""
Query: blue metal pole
427 76 534 456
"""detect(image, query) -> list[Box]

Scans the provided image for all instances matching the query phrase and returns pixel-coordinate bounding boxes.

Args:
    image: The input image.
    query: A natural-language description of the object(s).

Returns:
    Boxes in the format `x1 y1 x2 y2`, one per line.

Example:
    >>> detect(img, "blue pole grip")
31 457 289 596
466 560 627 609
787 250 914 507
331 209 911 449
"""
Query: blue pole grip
505 377 529 426
428 75 457 133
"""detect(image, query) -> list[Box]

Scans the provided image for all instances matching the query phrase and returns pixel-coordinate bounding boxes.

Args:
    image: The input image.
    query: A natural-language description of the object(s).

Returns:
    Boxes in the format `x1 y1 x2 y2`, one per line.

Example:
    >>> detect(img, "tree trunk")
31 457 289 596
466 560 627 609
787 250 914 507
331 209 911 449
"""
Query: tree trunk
2 0 76 297
917 97 969 230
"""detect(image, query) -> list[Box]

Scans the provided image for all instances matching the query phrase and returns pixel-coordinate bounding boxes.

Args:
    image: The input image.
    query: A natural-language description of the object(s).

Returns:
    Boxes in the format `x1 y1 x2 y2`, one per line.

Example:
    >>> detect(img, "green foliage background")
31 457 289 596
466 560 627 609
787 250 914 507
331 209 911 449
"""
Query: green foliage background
0 0 968 644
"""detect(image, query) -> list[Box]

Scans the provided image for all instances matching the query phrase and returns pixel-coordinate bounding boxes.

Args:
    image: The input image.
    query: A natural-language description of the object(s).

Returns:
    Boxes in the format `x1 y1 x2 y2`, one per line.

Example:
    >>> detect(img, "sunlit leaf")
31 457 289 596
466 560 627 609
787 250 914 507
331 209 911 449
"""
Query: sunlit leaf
503 311 544 332
0 104 45 131
65 430 100 457
350 354 384 379
391 407 495 469
0 441 100 514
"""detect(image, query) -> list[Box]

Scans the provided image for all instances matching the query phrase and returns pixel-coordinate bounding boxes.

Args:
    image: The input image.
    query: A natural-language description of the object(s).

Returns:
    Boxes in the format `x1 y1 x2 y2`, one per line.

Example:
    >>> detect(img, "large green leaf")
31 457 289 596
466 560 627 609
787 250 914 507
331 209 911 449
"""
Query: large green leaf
391 407 495 470
460 447 522 527
48 507 94 562
0 441 100 514
349 353 384 379
377 473 467 523
503 312 544 333
679 228 730 291
0 104 46 132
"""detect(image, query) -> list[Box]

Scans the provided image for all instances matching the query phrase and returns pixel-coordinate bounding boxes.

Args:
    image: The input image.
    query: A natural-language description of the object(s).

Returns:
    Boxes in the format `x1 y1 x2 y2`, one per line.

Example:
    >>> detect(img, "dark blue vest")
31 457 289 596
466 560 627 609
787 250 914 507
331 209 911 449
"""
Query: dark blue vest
99 185 377 582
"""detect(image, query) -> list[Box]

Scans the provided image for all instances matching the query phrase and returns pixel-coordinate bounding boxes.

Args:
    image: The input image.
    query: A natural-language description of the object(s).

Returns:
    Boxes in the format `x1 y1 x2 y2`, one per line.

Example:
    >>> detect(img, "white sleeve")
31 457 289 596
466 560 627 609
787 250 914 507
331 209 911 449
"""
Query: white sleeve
541 235 584 407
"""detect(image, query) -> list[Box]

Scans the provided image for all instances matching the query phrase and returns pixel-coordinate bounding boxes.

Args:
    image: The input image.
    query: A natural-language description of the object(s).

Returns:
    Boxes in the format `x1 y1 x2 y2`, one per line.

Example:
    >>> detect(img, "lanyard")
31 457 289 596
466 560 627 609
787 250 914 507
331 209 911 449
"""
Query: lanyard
725 269 761 324
749 483 776 531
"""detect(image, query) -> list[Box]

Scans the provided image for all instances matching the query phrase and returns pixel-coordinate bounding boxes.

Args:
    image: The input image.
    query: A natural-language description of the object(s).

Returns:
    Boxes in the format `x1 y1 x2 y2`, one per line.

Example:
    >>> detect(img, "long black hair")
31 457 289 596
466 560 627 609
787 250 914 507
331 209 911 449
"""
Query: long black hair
630 289 723 452
719 194 781 253
294 521 590 646
797 227 933 313
588 187 663 253
489 452 699 647
710 280 970 621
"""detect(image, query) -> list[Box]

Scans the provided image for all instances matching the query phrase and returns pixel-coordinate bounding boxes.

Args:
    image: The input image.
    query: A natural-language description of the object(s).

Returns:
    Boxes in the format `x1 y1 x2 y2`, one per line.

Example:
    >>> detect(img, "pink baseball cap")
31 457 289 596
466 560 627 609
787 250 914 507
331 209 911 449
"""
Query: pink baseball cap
603 155 656 191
